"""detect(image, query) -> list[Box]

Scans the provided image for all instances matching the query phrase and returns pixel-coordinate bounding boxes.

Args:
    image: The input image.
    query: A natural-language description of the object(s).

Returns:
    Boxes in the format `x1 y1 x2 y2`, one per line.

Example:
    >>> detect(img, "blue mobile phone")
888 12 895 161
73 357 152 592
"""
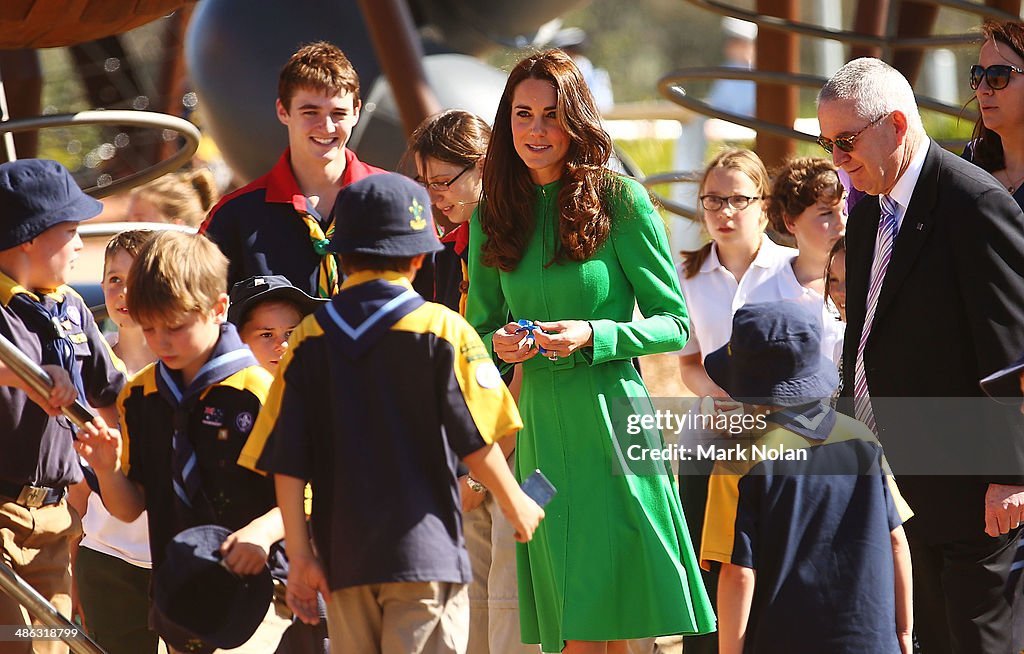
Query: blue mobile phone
521 469 556 507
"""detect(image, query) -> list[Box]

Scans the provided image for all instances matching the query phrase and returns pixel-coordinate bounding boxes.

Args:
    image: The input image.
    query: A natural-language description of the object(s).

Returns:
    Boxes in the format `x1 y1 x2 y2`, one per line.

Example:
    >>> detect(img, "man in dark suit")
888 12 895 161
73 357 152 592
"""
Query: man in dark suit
817 57 1024 653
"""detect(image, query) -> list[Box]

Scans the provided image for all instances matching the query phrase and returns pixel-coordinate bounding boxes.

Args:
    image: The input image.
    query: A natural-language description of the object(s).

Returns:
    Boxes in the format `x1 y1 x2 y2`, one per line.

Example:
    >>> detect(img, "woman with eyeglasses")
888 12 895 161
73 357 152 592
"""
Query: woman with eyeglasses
467 49 714 654
672 148 795 654
405 110 541 654
676 149 797 399
406 110 489 315
965 20 1024 205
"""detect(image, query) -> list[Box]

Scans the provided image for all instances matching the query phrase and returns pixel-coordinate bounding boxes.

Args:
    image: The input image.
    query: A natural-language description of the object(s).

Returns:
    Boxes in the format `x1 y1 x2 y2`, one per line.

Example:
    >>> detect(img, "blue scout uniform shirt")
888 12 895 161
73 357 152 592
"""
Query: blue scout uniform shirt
119 324 277 572
0 272 124 488
701 407 914 654
200 148 392 294
244 270 522 592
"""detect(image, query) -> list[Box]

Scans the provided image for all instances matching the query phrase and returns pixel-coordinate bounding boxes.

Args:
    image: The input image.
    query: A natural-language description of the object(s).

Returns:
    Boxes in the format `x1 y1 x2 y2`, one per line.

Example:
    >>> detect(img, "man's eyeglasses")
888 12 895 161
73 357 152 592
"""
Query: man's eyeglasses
817 113 889 155
970 64 1024 91
418 164 473 192
699 194 763 212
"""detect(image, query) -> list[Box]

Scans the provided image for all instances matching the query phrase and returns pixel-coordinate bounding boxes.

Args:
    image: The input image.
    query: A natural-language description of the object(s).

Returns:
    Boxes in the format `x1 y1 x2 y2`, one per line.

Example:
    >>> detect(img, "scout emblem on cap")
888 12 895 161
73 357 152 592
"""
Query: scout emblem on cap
409 197 427 230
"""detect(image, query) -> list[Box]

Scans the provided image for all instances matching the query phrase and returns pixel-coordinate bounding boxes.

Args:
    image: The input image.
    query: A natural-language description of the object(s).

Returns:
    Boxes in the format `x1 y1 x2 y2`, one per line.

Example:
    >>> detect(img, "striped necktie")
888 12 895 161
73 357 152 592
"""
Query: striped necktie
853 194 898 433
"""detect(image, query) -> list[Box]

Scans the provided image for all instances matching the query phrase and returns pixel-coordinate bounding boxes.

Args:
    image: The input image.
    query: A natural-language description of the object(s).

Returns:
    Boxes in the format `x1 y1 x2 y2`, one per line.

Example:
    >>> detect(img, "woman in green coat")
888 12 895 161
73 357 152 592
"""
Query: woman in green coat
466 49 715 654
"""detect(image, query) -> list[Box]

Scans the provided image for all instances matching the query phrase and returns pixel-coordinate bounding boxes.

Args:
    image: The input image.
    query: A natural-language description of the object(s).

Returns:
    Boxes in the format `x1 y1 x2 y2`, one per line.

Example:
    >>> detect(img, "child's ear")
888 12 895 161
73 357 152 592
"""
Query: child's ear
211 292 230 324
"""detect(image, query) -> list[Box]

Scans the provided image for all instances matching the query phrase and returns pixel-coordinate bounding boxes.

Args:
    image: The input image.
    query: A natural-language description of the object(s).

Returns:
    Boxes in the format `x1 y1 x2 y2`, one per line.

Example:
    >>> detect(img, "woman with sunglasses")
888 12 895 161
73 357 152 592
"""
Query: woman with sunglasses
966 20 1024 205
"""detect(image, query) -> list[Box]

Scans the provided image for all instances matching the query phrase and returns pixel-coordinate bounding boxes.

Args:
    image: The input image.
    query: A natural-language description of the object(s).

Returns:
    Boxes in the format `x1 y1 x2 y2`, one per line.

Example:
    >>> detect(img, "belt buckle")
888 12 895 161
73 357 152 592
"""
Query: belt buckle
17 485 50 509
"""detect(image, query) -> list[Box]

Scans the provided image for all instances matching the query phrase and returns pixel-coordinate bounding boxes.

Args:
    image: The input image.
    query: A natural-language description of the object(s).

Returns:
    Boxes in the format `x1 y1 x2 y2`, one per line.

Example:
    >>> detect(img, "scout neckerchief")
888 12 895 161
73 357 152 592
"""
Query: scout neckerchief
293 197 338 299
767 401 837 441
8 287 103 491
318 277 424 359
440 223 470 316
8 288 88 407
154 323 258 520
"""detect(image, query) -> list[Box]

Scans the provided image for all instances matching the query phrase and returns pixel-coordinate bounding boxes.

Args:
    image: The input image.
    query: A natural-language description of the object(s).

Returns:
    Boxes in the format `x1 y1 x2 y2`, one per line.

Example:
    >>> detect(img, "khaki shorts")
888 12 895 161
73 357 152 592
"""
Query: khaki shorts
326 581 468 654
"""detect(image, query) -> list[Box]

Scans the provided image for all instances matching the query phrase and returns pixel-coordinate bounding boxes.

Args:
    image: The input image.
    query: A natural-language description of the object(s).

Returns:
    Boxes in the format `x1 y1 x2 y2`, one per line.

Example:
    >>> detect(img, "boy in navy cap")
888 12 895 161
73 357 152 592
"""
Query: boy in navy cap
244 172 545 654
228 275 326 373
697 301 914 654
0 159 125 654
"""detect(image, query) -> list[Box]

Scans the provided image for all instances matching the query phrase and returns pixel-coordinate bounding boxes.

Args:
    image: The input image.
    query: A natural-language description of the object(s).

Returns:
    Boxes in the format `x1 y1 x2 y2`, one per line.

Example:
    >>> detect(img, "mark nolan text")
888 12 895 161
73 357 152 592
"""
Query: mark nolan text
626 443 808 463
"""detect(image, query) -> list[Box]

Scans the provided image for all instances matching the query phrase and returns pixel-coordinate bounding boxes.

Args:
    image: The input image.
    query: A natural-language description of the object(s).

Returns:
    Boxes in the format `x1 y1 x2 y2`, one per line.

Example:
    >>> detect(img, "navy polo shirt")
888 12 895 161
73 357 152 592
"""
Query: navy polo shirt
245 270 522 592
0 272 124 488
701 412 913 653
119 336 275 572
199 148 386 295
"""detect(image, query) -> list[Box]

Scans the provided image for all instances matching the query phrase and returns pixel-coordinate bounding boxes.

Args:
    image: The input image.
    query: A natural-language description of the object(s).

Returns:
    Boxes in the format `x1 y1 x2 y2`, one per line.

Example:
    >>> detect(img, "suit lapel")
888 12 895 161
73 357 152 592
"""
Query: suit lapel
872 140 939 327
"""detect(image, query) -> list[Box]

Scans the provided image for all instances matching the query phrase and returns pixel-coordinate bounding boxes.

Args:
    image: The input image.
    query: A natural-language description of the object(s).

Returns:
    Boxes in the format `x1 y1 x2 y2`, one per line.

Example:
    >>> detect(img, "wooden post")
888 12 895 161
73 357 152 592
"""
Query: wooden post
356 0 442 138
850 0 890 60
755 0 798 168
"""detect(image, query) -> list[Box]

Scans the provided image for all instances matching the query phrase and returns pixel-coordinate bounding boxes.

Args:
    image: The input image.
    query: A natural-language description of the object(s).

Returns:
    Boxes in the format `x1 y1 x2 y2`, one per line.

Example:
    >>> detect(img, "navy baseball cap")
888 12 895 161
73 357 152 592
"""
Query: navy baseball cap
327 172 443 257
705 301 839 407
228 275 326 326
151 525 274 653
0 159 102 251
980 352 1024 402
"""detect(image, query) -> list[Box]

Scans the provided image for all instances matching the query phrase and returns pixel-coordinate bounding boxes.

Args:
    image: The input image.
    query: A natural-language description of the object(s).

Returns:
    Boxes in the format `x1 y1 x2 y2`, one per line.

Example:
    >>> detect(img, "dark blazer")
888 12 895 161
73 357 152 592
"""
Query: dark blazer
843 140 1024 542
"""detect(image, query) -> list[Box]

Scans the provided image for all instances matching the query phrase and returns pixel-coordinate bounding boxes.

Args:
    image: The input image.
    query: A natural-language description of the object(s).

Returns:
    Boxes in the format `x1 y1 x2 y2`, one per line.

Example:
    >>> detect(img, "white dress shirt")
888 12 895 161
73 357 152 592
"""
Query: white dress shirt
677 234 798 357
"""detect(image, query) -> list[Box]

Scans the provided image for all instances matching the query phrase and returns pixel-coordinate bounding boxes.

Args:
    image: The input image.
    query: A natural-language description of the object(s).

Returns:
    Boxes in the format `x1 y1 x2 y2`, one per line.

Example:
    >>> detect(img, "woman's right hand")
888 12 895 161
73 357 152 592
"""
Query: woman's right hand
492 322 539 364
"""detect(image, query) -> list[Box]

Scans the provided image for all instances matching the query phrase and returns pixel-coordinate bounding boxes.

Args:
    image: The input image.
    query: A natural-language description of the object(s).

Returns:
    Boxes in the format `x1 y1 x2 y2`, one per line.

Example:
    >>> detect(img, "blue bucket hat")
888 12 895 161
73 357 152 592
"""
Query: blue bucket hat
0 159 102 251
327 172 443 257
151 525 274 654
227 275 327 326
704 301 839 407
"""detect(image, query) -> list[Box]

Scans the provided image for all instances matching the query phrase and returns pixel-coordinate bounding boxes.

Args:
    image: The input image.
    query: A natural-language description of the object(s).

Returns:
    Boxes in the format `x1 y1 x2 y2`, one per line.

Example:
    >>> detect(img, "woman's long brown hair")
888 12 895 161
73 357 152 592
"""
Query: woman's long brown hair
480 49 615 271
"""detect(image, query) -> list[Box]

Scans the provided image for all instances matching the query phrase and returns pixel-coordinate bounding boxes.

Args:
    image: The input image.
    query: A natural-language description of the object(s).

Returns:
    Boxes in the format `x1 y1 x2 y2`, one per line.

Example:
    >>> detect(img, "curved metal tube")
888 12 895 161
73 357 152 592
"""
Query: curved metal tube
680 0 1018 48
0 561 106 654
657 67 978 150
0 110 201 198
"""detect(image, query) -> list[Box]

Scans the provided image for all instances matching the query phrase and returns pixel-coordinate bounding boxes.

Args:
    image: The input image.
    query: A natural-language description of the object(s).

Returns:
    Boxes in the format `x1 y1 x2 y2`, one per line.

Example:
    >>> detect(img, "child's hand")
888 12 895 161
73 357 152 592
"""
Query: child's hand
74 416 122 475
502 492 545 543
492 323 539 364
26 365 78 416
286 553 329 625
220 524 273 576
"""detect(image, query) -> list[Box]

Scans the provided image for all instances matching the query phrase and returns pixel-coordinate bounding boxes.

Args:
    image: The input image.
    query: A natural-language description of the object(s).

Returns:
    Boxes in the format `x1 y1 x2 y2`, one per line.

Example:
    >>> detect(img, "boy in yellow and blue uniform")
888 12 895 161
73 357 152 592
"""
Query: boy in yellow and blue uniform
698 301 914 654
76 232 291 653
0 159 125 654
244 173 545 654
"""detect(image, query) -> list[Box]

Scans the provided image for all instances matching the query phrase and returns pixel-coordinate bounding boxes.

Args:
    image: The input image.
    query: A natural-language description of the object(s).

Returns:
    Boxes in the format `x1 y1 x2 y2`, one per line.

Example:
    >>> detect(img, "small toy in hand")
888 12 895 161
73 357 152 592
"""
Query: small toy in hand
515 319 558 360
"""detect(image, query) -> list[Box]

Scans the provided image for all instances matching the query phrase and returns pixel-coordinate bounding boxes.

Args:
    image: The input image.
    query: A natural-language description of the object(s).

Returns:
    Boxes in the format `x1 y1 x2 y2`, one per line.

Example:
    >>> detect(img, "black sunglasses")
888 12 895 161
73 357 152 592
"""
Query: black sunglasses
817 113 889 155
970 64 1024 91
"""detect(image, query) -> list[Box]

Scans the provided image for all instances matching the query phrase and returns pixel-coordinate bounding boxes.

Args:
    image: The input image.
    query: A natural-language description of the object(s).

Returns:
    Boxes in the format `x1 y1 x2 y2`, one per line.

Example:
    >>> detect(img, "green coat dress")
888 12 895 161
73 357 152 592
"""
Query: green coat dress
466 176 716 651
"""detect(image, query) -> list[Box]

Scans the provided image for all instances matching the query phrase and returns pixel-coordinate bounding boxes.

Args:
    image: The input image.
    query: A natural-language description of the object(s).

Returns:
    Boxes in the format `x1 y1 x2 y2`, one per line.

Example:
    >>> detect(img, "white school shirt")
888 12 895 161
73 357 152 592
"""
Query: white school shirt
80 492 152 568
677 235 798 358
747 255 846 366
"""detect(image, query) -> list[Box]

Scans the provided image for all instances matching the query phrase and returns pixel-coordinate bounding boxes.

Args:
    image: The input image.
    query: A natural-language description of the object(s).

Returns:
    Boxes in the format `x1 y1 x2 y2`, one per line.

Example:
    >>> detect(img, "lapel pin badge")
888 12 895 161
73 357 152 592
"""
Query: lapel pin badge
916 222 924 231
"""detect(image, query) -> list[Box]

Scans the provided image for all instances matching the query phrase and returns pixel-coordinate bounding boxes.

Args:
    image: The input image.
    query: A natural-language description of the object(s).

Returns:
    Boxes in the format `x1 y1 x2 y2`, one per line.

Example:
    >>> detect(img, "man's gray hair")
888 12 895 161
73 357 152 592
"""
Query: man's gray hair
817 58 924 134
